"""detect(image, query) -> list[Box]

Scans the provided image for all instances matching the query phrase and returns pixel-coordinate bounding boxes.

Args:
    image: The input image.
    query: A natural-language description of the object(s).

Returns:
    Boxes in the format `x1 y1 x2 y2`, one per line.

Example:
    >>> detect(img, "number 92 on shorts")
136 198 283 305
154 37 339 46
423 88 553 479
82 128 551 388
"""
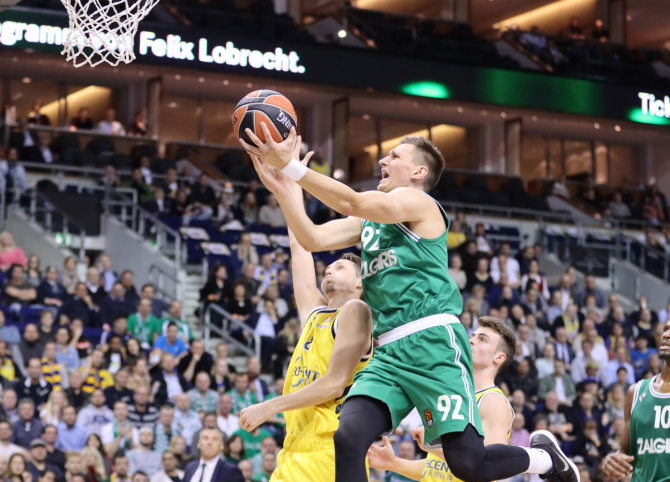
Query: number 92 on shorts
346 321 483 443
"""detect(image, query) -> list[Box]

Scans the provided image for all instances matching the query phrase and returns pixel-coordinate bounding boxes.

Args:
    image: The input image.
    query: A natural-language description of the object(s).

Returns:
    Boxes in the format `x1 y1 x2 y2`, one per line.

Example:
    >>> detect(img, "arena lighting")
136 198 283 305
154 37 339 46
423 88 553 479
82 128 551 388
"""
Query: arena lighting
39 85 109 122
363 124 464 155
400 81 450 99
628 108 670 126
337 29 347 38
492 0 595 30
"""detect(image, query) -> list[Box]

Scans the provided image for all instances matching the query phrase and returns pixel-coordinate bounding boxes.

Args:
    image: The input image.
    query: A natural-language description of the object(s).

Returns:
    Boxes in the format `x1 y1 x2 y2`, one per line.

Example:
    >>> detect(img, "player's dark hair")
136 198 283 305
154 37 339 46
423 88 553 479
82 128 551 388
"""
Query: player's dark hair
339 253 362 275
399 136 445 191
478 316 516 372
338 253 365 300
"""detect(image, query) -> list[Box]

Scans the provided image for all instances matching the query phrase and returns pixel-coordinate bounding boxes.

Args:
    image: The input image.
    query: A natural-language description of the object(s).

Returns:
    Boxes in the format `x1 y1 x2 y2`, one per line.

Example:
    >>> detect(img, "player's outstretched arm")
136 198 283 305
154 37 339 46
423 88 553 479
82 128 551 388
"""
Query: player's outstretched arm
249 142 361 252
288 229 326 326
602 383 636 479
243 125 436 226
367 435 423 481
238 299 372 432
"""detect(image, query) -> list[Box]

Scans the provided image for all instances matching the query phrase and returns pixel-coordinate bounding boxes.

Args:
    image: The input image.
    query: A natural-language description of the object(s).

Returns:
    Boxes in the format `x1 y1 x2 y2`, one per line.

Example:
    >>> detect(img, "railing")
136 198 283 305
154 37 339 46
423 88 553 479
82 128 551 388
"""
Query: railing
20 160 192 187
148 263 182 306
202 304 260 359
135 204 183 269
99 188 183 272
610 258 641 302
27 190 87 261
27 124 158 149
93 185 137 225
439 199 573 223
620 236 670 282
20 158 186 275
543 220 670 283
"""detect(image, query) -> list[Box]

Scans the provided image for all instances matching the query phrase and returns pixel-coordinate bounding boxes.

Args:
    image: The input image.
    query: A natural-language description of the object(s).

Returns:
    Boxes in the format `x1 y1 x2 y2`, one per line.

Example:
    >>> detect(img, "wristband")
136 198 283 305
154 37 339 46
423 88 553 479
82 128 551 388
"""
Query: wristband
281 158 308 181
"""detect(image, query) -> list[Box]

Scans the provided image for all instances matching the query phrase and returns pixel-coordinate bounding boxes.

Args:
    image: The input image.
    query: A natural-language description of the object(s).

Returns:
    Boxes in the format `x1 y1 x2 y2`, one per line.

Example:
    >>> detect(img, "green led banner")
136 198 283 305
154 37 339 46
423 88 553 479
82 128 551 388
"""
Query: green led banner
401 81 450 99
1 8 668 126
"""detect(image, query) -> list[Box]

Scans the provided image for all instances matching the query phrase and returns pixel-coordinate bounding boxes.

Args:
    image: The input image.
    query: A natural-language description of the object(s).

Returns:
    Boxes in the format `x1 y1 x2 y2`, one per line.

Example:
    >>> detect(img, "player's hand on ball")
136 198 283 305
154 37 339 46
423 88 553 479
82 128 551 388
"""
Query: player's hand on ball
241 123 298 170
239 402 273 432
602 452 634 480
250 135 313 200
366 435 396 471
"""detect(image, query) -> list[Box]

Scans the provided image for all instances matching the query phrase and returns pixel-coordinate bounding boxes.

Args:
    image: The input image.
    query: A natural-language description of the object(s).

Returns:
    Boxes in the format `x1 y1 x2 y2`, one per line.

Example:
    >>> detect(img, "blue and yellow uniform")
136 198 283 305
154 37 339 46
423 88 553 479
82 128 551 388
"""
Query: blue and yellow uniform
421 386 513 482
271 306 372 482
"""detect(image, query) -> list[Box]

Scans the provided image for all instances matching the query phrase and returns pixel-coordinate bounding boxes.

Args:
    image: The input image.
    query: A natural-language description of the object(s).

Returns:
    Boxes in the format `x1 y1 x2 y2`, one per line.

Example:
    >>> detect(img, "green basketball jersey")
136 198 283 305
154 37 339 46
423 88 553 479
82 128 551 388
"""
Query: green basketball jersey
629 375 670 482
360 196 463 338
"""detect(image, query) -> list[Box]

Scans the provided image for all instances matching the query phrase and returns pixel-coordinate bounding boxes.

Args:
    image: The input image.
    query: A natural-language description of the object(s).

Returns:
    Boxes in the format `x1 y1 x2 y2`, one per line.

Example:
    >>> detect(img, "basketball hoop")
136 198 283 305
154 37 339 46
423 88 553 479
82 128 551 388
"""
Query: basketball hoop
59 0 159 67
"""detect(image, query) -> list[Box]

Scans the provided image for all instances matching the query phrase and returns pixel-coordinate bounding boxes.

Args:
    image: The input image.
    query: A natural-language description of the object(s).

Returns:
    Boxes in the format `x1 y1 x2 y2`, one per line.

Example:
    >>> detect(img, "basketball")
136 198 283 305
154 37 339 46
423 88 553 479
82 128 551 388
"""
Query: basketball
232 89 297 145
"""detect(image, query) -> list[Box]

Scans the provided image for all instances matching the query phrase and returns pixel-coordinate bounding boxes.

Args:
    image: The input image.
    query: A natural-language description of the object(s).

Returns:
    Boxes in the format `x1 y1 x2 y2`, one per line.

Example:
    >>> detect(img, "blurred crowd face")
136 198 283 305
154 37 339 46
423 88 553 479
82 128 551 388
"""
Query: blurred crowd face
18 401 34 421
0 422 12 442
90 390 105 408
198 428 224 461
218 394 232 416
162 452 179 473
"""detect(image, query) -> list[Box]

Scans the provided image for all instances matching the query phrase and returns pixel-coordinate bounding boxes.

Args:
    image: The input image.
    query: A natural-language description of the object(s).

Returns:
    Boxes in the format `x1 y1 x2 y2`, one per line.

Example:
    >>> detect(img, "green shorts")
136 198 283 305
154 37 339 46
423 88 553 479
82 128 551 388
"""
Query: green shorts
347 321 483 443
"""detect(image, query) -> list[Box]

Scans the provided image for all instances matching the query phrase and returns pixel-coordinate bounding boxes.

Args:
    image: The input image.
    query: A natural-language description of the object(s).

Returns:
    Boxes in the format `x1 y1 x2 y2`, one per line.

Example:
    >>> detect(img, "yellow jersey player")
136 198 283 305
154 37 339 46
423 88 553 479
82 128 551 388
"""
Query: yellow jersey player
239 204 373 481
368 316 516 481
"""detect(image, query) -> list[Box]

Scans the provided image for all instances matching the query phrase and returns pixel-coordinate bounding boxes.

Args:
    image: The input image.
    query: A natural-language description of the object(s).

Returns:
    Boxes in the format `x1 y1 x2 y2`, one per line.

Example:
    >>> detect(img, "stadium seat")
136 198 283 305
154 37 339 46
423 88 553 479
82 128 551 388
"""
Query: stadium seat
88 137 115 155
133 144 157 160
52 134 80 154
110 154 133 171
74 150 100 168
151 158 177 174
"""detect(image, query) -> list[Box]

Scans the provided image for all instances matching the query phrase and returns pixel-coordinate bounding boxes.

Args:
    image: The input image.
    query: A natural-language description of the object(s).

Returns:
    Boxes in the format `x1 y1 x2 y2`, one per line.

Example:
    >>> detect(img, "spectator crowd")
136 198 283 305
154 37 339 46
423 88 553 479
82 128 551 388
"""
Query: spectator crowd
0 204 668 482
0 230 298 482
445 219 667 482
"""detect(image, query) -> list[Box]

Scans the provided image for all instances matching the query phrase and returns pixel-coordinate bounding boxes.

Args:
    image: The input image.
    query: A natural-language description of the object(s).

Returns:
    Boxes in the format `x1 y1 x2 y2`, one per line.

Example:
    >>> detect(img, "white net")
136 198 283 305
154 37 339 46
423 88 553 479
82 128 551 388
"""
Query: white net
59 0 159 68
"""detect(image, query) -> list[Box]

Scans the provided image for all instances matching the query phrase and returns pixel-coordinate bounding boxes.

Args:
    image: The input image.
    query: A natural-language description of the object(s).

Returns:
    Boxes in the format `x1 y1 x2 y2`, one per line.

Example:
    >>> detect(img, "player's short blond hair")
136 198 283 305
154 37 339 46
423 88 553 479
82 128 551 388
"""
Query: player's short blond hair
399 136 445 191
478 316 516 372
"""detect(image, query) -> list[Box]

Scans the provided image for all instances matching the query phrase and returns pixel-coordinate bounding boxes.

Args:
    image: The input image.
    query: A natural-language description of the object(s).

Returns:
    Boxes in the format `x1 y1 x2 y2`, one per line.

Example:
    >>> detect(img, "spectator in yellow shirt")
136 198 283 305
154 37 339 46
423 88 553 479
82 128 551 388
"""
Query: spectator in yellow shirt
447 220 467 249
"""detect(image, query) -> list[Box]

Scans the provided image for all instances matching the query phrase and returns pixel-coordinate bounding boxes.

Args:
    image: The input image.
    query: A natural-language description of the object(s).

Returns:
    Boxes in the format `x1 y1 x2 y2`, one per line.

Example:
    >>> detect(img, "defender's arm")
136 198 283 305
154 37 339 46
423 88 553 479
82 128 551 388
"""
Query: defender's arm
288 229 326 326
239 300 372 431
367 435 424 480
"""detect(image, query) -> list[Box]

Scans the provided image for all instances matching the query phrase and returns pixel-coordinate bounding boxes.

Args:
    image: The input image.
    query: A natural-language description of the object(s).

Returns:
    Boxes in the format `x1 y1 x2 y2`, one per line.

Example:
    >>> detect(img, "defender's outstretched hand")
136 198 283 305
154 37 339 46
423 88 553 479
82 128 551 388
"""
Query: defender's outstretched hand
411 426 426 451
367 436 397 471
240 123 298 170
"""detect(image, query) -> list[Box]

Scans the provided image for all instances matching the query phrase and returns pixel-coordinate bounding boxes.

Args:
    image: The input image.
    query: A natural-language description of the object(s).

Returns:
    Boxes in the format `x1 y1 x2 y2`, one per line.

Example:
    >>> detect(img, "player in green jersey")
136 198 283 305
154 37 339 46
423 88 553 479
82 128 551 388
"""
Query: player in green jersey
603 319 670 481
241 124 578 482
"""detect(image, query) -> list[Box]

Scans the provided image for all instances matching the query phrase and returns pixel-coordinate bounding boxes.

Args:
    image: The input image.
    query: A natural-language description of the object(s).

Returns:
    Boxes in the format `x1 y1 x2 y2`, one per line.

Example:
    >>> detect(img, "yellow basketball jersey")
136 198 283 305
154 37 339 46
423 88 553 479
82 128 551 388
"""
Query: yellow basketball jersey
282 306 371 438
420 386 512 482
